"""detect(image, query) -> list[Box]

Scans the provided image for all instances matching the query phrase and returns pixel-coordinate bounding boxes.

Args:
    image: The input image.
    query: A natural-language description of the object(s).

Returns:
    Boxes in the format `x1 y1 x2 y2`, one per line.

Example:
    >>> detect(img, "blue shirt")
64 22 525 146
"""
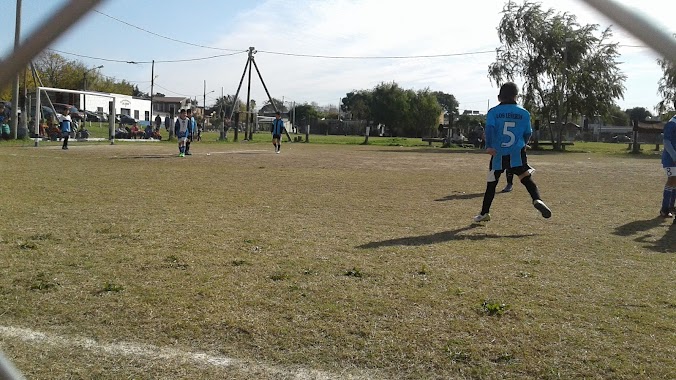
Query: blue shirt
662 116 676 167
485 102 532 170
271 118 284 135
58 114 72 133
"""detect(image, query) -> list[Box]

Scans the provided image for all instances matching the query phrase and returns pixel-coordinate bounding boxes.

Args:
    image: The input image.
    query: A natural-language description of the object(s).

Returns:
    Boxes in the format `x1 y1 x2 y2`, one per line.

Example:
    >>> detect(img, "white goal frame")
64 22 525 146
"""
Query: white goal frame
34 86 117 147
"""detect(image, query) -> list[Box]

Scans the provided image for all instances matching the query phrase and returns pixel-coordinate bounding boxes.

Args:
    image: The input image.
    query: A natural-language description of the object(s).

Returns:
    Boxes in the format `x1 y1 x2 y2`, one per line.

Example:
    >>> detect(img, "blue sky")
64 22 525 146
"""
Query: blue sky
1 0 675 114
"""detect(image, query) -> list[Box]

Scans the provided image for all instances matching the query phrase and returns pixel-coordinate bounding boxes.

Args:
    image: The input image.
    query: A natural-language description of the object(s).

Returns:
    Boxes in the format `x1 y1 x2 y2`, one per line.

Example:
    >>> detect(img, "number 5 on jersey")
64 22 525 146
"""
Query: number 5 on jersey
501 121 516 148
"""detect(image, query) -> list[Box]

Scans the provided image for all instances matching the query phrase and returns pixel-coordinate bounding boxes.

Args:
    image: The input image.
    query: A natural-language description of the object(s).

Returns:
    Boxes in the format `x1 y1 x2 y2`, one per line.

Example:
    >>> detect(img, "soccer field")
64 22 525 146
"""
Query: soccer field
0 140 674 379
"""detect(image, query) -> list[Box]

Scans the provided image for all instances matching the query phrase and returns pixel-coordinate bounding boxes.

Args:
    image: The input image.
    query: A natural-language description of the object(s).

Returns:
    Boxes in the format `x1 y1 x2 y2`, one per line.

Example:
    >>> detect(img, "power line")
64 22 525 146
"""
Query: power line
256 49 496 59
47 48 246 63
93 10 243 52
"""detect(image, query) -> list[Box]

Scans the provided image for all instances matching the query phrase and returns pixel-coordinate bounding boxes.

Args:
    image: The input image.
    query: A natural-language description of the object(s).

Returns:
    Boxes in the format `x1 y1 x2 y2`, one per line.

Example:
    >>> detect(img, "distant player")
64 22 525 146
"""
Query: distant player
271 111 285 154
185 108 196 155
474 82 551 222
174 109 190 157
0 103 10 140
660 114 676 220
57 107 72 150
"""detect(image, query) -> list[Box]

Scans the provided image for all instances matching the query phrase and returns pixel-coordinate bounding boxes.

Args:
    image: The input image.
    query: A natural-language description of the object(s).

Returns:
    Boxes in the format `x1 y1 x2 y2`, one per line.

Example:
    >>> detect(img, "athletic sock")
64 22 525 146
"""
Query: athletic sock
520 175 541 202
662 186 673 211
506 173 513 185
480 181 499 215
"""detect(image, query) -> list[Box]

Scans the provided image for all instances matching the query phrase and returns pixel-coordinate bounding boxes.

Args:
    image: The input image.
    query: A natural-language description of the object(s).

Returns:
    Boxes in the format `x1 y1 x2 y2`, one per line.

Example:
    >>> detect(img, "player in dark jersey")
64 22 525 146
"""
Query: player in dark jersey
474 82 551 222
660 115 676 220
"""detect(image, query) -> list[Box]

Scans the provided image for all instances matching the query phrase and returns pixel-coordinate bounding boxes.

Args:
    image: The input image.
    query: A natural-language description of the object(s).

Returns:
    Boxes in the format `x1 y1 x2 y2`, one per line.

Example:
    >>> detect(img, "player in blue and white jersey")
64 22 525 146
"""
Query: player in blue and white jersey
660 115 676 220
474 82 551 222
185 108 196 155
57 107 72 150
174 109 190 157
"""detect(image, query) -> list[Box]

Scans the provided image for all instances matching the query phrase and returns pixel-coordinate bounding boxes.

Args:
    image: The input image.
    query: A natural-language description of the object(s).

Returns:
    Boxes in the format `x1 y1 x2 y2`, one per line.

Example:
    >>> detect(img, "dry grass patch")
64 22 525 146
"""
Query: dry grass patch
0 141 674 379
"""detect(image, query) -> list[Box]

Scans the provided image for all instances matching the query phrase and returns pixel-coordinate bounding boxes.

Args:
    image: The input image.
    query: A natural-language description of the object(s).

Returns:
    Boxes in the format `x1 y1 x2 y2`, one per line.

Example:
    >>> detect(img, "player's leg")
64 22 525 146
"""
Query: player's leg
185 138 192 155
62 132 69 149
516 169 551 218
660 169 676 217
272 136 278 151
474 168 502 222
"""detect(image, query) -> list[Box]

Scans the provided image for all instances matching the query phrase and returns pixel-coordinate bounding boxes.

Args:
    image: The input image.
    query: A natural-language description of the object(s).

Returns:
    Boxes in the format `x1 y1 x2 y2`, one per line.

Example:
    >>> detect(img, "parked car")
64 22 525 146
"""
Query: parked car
82 110 103 122
2 101 55 120
52 103 83 121
116 114 137 125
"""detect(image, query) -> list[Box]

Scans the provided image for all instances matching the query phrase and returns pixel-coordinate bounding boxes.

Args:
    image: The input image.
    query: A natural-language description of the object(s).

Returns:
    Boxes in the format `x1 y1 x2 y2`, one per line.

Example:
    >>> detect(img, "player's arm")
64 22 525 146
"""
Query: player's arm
523 117 532 143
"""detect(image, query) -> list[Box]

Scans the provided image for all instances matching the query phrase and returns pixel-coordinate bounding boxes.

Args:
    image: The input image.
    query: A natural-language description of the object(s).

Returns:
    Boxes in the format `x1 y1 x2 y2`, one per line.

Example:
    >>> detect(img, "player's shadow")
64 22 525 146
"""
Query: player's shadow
614 217 675 253
356 225 534 249
435 192 484 202
613 217 665 237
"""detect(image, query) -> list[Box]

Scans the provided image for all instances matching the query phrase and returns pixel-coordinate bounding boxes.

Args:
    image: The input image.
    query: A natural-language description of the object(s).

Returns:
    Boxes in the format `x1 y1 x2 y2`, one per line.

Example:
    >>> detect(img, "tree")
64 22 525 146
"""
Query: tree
657 37 676 113
489 1 625 149
293 103 320 126
341 90 372 121
603 104 629 126
410 89 443 137
624 106 652 123
370 82 412 137
431 91 459 115
259 97 287 113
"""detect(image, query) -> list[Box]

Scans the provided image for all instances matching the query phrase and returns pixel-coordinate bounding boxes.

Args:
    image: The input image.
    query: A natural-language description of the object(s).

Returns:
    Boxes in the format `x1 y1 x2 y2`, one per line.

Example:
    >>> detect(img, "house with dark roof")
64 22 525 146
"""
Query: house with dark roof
152 96 194 119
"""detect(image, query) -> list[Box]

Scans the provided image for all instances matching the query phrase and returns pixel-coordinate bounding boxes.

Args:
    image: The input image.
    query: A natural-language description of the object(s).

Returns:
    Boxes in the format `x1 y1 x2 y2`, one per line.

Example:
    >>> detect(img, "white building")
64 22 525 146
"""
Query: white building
78 92 151 121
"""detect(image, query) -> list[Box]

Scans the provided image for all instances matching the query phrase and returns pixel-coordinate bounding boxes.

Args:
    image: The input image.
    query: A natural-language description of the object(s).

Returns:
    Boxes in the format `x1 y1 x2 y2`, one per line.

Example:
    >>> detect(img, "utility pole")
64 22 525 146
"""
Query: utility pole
203 80 206 125
150 60 154 123
245 48 253 140
11 0 22 139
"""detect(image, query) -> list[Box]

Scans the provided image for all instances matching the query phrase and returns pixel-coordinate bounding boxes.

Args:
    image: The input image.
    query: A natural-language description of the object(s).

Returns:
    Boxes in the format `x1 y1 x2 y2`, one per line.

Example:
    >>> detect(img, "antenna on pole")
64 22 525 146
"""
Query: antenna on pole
228 46 291 142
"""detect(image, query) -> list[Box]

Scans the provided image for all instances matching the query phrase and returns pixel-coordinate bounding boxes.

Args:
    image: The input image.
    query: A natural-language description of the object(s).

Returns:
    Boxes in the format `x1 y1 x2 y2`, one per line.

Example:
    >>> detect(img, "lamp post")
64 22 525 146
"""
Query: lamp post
82 65 103 123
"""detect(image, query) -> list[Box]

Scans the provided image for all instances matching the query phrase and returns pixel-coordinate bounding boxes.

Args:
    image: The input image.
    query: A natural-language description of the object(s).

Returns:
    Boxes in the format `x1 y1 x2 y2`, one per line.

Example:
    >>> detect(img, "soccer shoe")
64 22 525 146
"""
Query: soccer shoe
179 153 185 157
473 213 491 222
533 199 552 218
185 152 192 155
659 209 674 218
501 184 513 193
276 150 280 154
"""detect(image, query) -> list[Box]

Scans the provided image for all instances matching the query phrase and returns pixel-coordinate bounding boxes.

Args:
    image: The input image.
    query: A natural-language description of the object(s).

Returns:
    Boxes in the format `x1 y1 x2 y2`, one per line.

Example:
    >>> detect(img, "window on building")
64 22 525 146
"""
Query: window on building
121 108 131 116
134 110 140 119
144 111 149 121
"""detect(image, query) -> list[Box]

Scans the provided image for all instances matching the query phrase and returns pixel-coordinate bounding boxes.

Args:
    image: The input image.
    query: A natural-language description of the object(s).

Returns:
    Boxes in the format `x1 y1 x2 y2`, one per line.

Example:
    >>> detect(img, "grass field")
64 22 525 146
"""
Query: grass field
0 138 674 379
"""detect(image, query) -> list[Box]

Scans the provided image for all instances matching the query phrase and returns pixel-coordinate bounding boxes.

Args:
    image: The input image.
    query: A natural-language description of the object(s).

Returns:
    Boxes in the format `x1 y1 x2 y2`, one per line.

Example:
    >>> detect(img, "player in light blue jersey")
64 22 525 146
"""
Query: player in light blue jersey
660 115 676 220
474 82 551 222
271 111 285 153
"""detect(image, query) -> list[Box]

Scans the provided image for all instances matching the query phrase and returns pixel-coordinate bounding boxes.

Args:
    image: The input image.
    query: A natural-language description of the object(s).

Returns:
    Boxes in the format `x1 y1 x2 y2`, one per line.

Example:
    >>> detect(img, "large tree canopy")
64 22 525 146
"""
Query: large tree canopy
488 1 625 148
657 37 676 113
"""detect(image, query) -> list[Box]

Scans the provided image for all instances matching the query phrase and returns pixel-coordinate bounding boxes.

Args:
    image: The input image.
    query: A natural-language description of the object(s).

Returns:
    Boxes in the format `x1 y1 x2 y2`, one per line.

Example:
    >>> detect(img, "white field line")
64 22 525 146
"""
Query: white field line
0 325 372 380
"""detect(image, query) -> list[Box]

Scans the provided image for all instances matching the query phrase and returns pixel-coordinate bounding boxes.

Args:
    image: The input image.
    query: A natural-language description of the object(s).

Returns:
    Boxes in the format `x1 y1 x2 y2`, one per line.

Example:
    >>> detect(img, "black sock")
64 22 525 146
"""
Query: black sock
507 173 513 185
185 141 190 153
520 175 541 202
481 181 499 215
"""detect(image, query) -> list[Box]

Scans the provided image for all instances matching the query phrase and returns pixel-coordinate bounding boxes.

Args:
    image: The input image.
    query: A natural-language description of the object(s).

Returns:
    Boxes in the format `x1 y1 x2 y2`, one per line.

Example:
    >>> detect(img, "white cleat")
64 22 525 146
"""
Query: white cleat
472 213 491 223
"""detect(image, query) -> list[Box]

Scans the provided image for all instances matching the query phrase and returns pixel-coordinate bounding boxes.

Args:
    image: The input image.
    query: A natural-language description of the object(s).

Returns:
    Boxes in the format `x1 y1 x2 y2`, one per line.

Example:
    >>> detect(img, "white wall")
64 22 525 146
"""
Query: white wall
79 92 151 121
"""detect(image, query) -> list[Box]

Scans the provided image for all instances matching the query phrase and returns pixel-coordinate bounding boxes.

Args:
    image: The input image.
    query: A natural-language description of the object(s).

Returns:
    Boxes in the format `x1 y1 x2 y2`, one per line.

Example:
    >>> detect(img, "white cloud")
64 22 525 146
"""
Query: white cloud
108 0 676 112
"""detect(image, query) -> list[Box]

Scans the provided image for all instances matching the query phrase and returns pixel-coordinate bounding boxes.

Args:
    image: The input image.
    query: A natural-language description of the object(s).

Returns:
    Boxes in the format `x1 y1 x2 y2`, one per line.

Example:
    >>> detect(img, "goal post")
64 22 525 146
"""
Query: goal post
34 86 116 147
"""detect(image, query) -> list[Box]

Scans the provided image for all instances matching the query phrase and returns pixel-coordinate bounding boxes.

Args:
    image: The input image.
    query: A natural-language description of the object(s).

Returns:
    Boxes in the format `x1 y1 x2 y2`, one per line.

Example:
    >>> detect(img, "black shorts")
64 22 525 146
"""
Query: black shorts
272 134 281 140
488 148 533 178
